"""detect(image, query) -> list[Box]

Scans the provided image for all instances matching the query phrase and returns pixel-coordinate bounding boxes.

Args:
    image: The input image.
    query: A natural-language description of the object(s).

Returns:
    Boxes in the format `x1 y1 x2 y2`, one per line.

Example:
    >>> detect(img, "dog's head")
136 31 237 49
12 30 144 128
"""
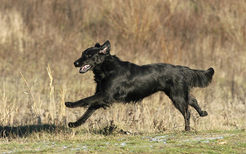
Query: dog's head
74 40 111 73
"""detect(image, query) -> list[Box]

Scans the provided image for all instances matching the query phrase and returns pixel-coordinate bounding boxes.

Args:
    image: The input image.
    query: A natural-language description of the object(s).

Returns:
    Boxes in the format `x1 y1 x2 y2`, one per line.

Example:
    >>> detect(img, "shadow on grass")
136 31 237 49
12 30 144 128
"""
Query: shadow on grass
0 124 66 138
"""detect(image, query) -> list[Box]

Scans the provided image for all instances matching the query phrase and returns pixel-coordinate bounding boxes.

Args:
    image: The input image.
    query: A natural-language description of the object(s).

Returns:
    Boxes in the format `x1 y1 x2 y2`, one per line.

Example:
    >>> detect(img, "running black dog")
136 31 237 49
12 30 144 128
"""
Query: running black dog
65 40 214 131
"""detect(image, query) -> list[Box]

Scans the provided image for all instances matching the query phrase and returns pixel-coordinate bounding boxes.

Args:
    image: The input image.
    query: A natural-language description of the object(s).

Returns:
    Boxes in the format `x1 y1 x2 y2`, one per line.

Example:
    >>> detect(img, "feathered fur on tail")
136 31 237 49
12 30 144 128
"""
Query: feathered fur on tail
188 67 214 88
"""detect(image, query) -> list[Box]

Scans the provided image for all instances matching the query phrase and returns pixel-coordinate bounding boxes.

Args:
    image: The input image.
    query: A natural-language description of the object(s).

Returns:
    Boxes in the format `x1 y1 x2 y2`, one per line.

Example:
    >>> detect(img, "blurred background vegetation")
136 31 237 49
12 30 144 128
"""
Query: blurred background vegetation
0 0 245 132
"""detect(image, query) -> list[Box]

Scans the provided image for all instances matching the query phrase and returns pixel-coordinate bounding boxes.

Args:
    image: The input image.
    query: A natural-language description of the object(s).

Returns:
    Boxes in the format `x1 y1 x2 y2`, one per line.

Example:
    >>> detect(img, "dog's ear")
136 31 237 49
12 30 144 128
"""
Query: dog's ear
95 42 101 48
99 40 111 54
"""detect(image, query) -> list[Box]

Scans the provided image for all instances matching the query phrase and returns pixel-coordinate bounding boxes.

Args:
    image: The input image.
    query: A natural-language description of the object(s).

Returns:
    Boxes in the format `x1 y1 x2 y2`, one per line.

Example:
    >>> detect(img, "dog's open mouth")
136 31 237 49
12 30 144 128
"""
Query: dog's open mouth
79 64 91 73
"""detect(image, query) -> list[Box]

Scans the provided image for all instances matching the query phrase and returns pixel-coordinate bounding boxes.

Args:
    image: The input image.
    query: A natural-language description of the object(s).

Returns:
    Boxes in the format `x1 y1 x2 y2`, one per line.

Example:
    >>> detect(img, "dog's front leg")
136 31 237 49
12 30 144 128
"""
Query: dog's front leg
65 94 103 108
68 101 110 128
68 106 96 128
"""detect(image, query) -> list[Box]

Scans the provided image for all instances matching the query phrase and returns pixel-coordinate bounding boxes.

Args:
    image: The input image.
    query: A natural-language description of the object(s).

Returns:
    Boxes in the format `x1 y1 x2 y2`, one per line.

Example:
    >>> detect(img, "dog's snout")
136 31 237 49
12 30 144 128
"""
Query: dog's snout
74 61 80 67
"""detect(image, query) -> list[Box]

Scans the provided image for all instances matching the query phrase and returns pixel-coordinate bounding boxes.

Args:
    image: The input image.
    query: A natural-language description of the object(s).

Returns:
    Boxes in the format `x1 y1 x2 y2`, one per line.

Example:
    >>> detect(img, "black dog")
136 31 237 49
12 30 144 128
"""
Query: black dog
65 40 214 131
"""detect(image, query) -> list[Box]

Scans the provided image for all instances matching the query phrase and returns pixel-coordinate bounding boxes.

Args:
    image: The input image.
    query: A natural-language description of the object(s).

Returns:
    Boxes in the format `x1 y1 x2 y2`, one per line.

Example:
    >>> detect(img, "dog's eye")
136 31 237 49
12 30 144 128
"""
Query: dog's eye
87 54 92 58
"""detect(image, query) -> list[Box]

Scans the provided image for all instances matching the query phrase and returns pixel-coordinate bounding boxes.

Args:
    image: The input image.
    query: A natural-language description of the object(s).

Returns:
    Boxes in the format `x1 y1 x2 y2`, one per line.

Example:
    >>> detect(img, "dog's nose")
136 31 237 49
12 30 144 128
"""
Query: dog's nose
74 61 80 67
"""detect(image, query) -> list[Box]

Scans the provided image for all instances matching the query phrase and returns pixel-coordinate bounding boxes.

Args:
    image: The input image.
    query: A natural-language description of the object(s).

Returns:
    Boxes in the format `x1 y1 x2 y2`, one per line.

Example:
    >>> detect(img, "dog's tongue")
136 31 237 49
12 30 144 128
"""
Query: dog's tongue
79 64 91 73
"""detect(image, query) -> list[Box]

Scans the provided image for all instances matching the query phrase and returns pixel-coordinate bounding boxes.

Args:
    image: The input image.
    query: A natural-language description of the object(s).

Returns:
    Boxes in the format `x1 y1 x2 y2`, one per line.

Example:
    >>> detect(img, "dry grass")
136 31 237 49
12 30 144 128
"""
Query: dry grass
0 0 245 133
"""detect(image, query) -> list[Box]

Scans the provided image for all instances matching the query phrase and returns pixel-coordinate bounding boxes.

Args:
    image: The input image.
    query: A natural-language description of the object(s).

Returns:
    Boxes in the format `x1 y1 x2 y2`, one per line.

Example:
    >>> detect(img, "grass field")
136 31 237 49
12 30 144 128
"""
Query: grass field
0 128 245 153
0 0 246 153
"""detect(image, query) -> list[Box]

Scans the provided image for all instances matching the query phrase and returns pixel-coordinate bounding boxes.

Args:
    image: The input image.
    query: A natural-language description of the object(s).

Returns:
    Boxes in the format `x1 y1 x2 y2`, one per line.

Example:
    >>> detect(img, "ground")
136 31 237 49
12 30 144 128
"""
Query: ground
0 129 245 153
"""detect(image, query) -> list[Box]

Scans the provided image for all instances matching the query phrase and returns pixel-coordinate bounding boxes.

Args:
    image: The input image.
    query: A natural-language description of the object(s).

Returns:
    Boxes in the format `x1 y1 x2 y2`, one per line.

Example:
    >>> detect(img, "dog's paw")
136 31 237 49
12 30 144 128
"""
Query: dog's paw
185 126 191 131
102 104 110 109
68 122 79 128
200 111 208 117
65 102 74 108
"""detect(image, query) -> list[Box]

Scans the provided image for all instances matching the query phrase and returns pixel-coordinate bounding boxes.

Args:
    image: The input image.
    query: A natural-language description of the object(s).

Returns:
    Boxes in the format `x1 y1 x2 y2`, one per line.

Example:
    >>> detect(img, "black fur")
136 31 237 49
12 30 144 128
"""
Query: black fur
65 40 214 131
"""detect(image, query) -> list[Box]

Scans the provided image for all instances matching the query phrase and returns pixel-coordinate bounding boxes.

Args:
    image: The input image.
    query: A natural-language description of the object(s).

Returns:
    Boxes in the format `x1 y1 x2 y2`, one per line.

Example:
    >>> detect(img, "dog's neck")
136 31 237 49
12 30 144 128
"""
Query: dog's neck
93 55 121 82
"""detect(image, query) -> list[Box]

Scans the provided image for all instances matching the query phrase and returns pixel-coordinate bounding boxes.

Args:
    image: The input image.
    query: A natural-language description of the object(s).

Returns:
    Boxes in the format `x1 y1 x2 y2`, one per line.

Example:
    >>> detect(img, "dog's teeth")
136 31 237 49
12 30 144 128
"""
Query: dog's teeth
79 65 90 73
79 67 83 73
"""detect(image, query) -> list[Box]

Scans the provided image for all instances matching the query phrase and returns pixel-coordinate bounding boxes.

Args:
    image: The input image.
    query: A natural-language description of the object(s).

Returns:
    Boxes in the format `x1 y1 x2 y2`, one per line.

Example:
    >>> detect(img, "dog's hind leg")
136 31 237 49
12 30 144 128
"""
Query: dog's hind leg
172 98 190 131
166 85 191 131
169 91 190 131
188 96 208 117
68 107 96 128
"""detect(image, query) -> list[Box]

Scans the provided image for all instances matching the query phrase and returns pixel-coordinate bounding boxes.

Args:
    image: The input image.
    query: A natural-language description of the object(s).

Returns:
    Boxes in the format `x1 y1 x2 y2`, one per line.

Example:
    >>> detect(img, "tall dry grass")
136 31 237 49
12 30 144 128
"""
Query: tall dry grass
0 0 245 132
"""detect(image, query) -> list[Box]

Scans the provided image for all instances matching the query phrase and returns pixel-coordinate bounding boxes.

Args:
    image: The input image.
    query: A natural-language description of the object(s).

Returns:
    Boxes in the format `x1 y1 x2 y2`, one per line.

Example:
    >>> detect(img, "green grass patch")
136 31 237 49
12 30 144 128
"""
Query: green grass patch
0 130 245 153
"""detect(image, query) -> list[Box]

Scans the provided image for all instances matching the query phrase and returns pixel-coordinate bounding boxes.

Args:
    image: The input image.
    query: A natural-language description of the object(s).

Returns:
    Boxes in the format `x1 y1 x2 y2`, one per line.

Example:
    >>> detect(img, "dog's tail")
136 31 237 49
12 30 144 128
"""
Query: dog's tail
188 67 214 88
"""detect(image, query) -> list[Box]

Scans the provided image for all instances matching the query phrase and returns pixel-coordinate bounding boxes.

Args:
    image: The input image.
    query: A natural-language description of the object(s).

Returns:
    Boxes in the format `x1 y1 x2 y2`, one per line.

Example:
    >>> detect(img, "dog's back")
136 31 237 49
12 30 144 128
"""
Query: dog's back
94 58 214 103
